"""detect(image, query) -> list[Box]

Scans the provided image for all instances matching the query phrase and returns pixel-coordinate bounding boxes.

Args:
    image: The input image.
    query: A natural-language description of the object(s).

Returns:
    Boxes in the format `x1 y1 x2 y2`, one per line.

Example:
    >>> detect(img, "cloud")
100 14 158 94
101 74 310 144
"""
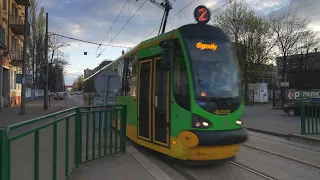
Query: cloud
38 0 56 8
39 0 319 84
69 23 83 37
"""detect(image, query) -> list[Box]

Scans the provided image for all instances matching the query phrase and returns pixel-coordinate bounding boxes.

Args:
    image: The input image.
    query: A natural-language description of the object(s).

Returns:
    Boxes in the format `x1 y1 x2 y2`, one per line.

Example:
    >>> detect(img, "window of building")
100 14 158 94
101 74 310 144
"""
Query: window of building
173 39 190 110
3 0 7 11
11 35 16 53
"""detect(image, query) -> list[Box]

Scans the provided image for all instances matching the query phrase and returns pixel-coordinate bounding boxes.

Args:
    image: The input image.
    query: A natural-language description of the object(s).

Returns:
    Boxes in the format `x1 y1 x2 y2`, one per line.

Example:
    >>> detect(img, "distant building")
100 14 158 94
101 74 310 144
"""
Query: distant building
84 68 94 79
65 85 72 91
276 50 320 89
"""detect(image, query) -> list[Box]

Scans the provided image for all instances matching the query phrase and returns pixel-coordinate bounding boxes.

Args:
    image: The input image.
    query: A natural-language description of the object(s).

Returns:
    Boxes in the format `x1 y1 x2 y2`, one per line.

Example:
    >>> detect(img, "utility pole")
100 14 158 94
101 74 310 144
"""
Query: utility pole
20 4 29 115
44 13 49 109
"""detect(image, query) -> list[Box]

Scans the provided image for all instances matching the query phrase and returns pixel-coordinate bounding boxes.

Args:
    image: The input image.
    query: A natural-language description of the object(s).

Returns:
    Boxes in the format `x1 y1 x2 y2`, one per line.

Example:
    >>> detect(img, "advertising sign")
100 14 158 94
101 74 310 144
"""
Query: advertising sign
286 90 320 100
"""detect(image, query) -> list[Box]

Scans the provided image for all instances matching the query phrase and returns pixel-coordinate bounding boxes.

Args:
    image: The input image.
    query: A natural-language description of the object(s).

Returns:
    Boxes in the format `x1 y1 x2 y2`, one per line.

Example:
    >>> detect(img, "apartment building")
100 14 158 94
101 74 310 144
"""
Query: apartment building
0 0 30 107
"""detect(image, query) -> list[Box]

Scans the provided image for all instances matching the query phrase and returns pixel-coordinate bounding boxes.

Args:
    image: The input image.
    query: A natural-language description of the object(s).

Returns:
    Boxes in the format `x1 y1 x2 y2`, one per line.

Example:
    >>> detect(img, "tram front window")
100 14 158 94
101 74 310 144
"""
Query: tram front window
184 38 241 114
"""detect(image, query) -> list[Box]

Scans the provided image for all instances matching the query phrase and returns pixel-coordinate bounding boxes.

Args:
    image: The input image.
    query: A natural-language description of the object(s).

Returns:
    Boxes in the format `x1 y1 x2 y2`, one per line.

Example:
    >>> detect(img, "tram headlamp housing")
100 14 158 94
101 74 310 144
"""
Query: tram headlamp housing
192 114 212 129
236 114 244 126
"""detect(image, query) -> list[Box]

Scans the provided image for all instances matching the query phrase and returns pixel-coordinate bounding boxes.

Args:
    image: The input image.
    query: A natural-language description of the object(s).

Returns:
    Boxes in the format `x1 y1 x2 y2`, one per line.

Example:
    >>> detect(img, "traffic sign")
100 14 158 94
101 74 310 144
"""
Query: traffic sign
16 74 32 84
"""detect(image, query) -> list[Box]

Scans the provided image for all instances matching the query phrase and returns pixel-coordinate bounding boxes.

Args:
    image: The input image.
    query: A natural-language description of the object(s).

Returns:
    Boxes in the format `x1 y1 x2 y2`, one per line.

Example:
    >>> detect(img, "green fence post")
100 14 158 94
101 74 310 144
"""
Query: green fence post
0 128 9 180
120 105 127 153
74 108 82 166
89 94 91 106
301 102 306 134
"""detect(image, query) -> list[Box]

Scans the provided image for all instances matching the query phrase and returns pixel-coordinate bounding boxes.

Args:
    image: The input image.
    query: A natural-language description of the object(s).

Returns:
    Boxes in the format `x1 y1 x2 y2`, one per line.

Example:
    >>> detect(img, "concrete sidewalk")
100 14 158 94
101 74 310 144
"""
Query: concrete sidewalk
0 97 65 127
69 146 172 180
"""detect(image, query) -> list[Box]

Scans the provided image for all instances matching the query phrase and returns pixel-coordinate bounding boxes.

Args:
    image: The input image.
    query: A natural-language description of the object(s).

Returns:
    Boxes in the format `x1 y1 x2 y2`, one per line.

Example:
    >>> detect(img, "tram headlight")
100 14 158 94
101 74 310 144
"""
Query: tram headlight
192 114 212 128
236 120 242 125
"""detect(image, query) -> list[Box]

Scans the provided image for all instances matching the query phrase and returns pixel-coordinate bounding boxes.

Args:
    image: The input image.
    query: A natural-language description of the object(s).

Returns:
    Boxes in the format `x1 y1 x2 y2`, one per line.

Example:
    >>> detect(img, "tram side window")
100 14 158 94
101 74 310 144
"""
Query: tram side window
173 39 190 110
127 56 137 97
128 61 137 97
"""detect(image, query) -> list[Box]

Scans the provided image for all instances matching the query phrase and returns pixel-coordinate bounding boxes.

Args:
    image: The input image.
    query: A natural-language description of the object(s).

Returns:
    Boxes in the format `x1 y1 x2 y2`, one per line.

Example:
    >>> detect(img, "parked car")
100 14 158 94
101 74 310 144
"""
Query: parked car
76 91 80 95
284 98 320 116
54 92 64 100
284 101 301 116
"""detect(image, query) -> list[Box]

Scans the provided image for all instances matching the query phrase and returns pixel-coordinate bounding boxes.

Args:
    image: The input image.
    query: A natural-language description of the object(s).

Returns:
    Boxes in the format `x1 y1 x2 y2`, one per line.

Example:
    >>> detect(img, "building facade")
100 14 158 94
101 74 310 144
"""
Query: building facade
0 0 30 107
276 50 320 89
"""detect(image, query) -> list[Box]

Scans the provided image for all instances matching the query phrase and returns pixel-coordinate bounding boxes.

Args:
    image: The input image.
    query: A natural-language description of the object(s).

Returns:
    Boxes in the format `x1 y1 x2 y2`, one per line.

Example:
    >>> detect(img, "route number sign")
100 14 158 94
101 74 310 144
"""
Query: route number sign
194 5 211 24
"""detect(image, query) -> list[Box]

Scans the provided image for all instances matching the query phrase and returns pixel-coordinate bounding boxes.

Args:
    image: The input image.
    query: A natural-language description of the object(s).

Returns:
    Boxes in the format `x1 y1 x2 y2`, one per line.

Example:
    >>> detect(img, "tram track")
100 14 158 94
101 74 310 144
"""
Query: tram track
229 161 278 180
166 163 198 180
165 160 279 180
248 133 320 153
242 144 320 170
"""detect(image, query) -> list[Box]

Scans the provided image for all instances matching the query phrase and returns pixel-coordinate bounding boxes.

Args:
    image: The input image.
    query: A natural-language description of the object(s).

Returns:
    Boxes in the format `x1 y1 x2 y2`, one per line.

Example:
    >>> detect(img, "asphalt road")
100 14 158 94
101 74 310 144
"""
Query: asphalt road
68 94 84 106
244 104 301 135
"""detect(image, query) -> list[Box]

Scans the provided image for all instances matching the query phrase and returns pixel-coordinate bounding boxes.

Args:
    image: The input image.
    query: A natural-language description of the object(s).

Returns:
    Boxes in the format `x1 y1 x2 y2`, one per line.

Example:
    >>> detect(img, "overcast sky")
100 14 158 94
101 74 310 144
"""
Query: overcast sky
37 0 319 85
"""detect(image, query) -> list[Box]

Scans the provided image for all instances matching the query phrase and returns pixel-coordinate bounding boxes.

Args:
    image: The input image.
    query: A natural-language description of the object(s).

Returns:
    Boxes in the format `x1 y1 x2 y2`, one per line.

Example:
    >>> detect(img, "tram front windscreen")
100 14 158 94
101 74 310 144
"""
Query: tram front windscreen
184 38 242 115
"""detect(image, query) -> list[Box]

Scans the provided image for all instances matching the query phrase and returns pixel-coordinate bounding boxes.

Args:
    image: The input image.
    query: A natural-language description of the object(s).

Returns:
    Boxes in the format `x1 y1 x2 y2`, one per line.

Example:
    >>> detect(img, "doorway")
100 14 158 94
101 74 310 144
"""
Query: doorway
137 57 170 147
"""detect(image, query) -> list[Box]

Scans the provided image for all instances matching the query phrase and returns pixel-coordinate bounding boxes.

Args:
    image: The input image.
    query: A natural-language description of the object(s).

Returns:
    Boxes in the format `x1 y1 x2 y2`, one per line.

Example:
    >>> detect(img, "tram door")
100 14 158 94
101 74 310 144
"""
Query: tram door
138 57 170 147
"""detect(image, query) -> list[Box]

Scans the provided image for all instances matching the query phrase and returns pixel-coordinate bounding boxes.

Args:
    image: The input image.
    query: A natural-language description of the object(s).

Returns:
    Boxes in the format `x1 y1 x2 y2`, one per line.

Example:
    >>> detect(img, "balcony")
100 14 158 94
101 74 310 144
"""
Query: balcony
0 28 7 50
15 0 31 6
10 50 23 67
9 15 30 35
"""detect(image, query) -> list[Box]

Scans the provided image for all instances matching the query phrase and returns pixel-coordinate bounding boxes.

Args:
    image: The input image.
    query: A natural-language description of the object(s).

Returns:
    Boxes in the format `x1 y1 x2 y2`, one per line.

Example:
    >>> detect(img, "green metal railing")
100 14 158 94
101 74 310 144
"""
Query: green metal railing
301 101 320 134
0 105 127 180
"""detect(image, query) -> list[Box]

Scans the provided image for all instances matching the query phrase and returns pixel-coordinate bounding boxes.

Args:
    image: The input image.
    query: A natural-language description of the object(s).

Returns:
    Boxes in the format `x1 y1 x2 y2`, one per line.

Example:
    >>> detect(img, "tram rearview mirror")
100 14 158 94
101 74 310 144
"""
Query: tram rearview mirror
159 39 173 71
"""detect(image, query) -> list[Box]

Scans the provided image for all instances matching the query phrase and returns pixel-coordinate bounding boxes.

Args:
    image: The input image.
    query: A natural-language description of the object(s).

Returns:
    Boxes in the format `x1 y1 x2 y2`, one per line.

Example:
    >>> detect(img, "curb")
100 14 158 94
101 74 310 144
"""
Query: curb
127 146 172 180
288 133 320 144
247 127 320 145
246 127 289 138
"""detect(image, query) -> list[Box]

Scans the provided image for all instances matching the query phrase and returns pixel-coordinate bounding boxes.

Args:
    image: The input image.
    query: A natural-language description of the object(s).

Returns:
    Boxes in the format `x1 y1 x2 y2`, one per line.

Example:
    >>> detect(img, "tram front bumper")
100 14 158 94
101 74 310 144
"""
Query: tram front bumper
175 128 248 161
190 128 248 146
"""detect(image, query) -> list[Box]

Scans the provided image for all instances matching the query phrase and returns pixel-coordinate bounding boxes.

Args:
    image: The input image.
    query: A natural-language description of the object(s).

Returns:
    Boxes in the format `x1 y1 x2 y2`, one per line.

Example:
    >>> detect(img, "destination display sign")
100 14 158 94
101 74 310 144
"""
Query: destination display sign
196 42 218 51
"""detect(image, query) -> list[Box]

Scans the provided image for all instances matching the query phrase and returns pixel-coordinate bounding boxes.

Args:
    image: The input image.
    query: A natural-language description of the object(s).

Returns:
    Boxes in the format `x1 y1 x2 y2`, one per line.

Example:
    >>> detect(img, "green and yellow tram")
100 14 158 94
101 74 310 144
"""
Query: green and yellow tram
84 6 247 162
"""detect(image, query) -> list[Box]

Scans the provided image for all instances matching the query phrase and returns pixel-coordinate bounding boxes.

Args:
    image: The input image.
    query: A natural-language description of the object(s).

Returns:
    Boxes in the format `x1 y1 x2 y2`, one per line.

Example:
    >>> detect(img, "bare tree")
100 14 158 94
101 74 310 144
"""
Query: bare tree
215 1 274 103
48 35 69 65
46 35 70 92
296 30 319 70
28 0 46 89
269 9 309 82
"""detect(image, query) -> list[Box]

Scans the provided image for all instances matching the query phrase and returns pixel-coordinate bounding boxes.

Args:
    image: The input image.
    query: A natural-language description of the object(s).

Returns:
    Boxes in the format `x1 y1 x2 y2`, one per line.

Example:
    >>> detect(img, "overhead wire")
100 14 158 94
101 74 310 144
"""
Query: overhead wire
207 0 233 23
97 0 148 58
49 32 131 48
143 0 233 40
95 0 130 55
143 0 196 40
54 0 97 33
